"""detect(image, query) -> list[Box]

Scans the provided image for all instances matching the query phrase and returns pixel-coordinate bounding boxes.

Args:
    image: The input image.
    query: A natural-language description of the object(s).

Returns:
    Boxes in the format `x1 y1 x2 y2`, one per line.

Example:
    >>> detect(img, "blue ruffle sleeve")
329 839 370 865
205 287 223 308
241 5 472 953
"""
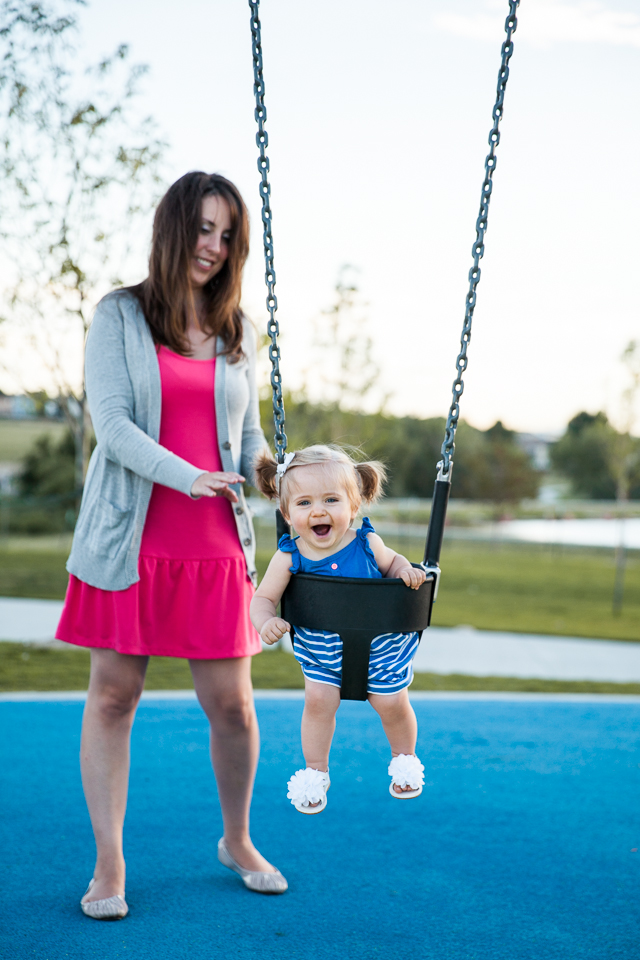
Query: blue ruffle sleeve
278 533 301 574
356 516 378 564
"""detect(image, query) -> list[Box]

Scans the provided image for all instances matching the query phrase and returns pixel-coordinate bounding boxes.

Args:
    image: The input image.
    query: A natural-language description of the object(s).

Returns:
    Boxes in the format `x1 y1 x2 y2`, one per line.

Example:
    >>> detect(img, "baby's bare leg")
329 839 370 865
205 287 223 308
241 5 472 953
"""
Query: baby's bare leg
368 689 418 793
301 679 341 772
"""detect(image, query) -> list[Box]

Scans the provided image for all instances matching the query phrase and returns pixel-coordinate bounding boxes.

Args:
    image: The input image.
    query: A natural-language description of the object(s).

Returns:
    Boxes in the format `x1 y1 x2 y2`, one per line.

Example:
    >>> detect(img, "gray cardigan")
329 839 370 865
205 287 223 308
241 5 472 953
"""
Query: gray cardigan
67 289 267 590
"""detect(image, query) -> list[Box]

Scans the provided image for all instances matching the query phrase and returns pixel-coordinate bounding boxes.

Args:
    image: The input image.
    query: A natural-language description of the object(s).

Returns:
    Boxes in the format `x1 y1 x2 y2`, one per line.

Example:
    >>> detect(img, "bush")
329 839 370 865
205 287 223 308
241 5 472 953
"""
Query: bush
1 429 78 534
260 399 540 503
550 412 640 500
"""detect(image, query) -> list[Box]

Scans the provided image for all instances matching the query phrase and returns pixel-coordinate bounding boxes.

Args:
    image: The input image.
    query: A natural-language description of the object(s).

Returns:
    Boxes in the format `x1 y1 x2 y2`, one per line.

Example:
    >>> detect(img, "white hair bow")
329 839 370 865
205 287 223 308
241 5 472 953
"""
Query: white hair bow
275 451 296 493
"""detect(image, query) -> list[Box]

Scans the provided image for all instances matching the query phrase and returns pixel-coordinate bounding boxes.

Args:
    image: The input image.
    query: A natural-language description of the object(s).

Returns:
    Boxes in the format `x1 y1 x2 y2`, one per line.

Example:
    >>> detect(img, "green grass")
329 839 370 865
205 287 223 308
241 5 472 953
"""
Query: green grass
1 529 638 693
0 548 71 599
0 530 638 640
431 539 640 641
0 419 66 462
2 643 640 695
0 644 305 693
257 531 640 642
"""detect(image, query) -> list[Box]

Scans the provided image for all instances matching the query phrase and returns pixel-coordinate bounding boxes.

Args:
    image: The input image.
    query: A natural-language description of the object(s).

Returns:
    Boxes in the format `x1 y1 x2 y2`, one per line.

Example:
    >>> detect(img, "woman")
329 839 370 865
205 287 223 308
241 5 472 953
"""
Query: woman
56 171 287 919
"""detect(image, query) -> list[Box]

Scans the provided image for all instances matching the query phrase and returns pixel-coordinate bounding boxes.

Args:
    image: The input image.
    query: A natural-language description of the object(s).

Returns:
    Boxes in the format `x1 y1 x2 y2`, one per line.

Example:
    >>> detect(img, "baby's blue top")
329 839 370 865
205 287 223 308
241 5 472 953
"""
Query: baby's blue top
278 516 382 579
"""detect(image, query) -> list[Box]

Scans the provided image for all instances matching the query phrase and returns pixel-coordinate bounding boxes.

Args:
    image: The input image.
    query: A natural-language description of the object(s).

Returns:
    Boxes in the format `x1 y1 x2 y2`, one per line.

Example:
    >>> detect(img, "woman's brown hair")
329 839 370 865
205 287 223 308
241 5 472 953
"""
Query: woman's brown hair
128 172 250 359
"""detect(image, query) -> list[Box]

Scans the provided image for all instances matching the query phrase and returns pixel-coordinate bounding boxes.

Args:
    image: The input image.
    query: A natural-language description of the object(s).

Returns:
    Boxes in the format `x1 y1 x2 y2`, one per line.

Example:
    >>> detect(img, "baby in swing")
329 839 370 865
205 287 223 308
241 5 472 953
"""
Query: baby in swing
251 445 427 814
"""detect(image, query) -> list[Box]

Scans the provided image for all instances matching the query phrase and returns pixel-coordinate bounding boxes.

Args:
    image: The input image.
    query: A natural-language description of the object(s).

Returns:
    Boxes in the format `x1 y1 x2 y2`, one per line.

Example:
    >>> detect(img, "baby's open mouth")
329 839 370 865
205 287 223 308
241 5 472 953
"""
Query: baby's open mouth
312 525 331 537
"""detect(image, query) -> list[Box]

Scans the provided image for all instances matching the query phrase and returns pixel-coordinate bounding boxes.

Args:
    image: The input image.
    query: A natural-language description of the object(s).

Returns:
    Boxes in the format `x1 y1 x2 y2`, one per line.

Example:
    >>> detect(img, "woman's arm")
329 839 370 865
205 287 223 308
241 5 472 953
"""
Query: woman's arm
85 294 205 497
366 533 426 590
250 550 292 644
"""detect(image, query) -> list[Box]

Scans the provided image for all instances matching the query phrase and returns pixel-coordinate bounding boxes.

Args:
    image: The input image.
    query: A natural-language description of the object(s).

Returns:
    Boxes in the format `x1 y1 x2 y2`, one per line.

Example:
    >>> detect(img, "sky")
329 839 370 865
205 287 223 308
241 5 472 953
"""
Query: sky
8 0 640 434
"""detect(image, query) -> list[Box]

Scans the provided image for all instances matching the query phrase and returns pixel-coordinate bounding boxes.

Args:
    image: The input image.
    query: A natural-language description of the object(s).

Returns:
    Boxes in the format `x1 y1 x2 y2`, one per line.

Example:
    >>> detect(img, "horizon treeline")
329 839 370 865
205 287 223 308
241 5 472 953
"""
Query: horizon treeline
2 399 638 535
260 396 539 502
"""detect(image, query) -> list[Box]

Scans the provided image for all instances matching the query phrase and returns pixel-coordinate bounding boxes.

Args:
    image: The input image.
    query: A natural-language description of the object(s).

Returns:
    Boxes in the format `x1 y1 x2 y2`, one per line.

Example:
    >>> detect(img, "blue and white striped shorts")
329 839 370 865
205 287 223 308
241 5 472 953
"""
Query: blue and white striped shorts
292 627 420 695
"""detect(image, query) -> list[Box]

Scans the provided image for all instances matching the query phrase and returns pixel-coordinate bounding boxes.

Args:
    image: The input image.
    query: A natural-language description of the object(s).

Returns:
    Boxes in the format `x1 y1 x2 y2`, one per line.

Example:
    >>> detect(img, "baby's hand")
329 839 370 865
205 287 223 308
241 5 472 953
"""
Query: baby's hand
261 617 291 645
399 566 427 590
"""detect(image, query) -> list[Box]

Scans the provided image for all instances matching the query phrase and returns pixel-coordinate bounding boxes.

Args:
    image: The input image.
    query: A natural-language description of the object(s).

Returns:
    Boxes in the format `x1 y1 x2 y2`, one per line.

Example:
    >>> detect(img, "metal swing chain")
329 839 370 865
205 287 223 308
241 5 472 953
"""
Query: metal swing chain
440 0 520 478
248 0 288 463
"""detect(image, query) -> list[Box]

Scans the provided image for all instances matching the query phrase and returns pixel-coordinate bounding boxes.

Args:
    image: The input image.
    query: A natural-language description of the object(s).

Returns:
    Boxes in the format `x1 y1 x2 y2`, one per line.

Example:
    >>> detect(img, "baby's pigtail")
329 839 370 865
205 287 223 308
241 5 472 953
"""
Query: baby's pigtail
253 450 279 500
355 460 386 504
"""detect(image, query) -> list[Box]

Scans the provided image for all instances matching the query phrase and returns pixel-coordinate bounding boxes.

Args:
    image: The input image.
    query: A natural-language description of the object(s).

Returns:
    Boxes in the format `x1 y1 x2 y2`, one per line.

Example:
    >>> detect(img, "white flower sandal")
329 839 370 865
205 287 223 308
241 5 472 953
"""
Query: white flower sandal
80 879 128 920
286 767 331 814
388 754 425 799
217 838 288 894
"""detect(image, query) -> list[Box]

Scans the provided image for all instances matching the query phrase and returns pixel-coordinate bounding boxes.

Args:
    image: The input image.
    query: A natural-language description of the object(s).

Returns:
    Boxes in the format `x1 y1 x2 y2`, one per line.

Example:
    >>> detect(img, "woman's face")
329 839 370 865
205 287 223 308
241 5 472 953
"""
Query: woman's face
190 194 232 289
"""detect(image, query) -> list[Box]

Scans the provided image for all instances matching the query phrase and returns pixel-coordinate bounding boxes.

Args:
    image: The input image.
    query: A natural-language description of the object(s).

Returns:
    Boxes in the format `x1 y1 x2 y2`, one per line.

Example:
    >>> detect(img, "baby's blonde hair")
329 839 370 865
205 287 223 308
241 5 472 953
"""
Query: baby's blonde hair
254 445 386 517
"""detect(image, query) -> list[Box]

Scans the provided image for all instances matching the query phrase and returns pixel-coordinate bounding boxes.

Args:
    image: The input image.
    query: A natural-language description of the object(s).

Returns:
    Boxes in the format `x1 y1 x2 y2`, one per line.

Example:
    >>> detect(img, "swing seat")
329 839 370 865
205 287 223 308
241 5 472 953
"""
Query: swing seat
280 567 436 701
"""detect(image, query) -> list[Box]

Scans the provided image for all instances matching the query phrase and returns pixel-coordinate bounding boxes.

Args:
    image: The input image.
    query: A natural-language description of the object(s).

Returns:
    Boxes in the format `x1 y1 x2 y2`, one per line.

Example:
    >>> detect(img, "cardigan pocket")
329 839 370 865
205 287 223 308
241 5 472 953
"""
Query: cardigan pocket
95 497 132 559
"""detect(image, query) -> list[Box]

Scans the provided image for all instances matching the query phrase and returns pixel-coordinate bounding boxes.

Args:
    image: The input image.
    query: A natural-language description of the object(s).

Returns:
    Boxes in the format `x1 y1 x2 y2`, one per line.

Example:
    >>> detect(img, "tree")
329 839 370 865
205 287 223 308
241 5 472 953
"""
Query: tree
610 341 640 503
4 427 82 533
301 265 389 414
19 430 76 500
551 412 617 499
452 420 540 504
259 398 540 503
609 341 640 614
0 0 165 495
550 410 640 500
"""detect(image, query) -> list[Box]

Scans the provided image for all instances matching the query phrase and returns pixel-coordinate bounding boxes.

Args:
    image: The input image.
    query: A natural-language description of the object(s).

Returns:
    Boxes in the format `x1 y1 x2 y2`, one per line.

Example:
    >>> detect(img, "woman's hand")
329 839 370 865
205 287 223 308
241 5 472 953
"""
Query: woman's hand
398 566 427 590
191 471 245 502
260 617 291 645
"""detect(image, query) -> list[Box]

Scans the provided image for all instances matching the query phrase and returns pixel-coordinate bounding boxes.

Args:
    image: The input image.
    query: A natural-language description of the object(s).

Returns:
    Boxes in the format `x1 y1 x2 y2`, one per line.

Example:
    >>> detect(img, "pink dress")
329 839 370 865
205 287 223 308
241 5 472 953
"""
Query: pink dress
56 346 260 659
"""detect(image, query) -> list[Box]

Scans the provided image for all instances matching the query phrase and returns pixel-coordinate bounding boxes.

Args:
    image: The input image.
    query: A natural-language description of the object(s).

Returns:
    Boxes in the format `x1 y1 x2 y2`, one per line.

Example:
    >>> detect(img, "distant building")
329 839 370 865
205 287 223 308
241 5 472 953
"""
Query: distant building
0 463 20 496
0 392 64 420
516 432 559 471
0 392 36 419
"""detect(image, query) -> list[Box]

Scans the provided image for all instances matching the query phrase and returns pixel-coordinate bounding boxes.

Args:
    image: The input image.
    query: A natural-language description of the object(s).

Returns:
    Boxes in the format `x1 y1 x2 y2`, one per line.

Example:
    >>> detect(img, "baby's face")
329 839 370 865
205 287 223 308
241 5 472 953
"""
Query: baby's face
284 464 357 556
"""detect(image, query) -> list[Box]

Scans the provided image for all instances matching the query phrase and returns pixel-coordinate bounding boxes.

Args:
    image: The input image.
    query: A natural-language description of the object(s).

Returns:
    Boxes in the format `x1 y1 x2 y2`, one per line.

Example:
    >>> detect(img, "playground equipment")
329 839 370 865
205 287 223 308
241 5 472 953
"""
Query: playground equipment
248 0 521 700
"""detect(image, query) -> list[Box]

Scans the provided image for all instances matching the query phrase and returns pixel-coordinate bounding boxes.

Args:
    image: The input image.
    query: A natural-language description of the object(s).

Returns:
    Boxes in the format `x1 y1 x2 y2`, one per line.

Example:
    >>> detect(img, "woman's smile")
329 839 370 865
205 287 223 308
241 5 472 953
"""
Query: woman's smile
194 256 216 270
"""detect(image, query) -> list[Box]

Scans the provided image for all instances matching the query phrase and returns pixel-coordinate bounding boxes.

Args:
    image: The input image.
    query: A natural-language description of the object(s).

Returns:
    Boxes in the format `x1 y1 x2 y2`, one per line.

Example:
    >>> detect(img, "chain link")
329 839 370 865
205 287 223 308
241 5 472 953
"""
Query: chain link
248 0 288 463
440 1 519 477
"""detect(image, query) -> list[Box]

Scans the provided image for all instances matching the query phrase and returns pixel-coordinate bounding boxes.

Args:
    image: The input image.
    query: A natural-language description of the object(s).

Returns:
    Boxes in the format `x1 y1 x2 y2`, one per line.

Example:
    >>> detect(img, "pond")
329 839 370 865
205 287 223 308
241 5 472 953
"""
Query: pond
466 517 640 550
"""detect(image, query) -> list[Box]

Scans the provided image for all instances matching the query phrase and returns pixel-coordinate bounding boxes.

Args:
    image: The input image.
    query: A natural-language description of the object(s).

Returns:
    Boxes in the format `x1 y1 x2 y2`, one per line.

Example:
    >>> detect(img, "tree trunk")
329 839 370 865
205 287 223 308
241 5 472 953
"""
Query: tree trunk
612 504 627 617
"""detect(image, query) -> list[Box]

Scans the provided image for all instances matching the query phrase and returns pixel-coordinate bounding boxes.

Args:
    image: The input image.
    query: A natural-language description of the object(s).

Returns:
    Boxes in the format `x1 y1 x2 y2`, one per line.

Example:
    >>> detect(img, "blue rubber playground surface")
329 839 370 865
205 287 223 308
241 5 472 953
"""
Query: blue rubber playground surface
2 694 640 959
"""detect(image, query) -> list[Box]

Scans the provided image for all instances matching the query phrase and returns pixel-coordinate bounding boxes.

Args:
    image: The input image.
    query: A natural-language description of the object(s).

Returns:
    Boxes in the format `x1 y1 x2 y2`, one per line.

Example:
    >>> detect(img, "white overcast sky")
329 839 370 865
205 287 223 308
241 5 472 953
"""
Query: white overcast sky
68 1 640 432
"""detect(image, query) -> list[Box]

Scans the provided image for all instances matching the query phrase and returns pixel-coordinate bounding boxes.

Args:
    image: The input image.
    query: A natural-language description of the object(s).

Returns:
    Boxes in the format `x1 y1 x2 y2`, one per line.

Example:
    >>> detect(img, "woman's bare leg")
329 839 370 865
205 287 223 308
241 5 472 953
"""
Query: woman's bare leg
368 689 418 793
301 679 341 772
190 656 276 874
80 648 148 902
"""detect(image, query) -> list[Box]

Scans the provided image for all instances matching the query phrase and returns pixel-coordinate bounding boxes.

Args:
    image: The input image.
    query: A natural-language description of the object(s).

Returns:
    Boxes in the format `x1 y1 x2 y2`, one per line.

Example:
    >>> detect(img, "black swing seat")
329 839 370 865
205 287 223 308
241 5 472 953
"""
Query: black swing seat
280 566 436 701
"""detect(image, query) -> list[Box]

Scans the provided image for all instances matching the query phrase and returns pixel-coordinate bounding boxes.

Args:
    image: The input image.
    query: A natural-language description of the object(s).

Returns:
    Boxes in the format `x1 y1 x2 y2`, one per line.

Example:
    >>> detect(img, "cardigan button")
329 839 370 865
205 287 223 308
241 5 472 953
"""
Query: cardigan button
235 507 244 515
243 537 251 546
222 441 231 450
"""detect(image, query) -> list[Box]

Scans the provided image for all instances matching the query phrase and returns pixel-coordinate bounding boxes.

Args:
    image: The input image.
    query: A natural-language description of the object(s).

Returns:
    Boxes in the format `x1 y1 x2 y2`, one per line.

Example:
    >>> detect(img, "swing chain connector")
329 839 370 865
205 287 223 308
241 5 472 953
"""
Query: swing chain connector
420 562 442 601
436 459 453 484
440 0 519 475
248 0 288 465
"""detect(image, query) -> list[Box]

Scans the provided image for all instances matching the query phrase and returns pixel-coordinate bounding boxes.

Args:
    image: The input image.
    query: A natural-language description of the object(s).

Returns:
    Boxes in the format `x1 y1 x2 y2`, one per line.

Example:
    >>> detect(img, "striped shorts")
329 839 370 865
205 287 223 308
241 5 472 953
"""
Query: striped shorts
291 627 420 696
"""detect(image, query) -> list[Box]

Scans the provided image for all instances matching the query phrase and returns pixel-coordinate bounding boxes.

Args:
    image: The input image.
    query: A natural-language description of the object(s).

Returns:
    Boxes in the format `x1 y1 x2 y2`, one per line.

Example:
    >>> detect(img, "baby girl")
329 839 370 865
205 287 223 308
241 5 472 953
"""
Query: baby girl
250 445 426 814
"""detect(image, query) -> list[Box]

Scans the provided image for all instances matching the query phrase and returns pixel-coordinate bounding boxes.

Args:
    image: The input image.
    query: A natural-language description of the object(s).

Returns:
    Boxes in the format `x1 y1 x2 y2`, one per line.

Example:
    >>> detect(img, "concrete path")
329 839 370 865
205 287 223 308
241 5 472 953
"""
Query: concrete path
412 625 640 682
2 596 639 683
0 597 64 642
276 622 640 683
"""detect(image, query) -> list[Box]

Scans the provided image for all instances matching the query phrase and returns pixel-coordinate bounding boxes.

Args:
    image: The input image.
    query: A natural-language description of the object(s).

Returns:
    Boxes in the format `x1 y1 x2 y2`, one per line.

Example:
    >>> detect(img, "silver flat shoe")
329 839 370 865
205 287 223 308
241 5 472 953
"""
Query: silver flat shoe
217 839 288 894
80 879 128 920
